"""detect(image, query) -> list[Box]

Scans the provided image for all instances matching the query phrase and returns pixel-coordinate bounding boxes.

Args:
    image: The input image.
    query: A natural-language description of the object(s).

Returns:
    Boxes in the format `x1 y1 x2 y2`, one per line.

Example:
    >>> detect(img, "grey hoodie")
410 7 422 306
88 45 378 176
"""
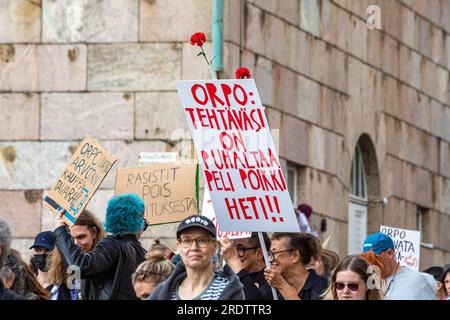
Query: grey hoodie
148 262 245 300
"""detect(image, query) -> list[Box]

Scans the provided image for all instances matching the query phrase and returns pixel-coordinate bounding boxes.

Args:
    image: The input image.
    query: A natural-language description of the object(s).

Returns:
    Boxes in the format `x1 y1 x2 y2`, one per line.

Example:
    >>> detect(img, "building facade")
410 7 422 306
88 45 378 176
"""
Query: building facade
0 0 449 269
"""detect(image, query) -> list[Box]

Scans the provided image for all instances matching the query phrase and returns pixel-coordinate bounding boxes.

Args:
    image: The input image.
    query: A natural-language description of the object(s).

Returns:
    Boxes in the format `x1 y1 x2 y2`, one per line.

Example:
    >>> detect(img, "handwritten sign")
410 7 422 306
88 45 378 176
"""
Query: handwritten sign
380 225 421 270
176 79 299 233
202 188 251 240
44 135 118 227
115 163 198 225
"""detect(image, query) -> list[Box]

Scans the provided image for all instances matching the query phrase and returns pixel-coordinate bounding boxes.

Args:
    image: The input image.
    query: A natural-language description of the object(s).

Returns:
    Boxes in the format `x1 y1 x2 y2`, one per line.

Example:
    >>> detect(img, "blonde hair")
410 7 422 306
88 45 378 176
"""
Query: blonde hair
132 251 174 285
46 248 67 286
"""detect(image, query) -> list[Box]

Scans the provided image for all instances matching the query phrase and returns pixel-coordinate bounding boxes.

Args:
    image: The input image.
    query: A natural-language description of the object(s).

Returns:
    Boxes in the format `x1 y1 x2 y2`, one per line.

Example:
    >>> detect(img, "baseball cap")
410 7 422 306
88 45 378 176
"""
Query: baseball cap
176 215 216 239
29 231 56 251
362 232 394 254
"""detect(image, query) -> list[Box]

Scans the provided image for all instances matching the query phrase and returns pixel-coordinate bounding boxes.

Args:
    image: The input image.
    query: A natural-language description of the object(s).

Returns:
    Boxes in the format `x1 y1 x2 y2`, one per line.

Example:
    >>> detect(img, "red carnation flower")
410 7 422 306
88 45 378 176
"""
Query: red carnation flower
235 67 251 79
190 32 206 47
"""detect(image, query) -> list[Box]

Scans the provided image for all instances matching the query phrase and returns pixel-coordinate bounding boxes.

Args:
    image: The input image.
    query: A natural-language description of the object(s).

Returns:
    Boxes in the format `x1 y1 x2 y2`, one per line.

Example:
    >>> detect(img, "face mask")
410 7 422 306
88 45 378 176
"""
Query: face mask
31 254 49 272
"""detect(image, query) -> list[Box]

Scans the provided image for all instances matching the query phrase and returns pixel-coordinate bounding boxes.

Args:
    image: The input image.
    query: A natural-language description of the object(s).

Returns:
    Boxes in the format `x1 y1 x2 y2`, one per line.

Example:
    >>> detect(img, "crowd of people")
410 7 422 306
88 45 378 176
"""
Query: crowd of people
0 194 449 301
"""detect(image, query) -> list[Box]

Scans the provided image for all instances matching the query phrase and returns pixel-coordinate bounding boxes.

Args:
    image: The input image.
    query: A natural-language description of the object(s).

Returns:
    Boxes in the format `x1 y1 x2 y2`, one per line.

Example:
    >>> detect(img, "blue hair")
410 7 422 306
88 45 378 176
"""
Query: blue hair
104 193 145 234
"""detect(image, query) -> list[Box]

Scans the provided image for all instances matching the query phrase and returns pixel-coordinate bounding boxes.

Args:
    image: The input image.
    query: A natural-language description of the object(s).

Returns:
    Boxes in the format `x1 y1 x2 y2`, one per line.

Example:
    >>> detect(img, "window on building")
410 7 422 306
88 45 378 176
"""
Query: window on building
417 206 433 248
350 145 367 201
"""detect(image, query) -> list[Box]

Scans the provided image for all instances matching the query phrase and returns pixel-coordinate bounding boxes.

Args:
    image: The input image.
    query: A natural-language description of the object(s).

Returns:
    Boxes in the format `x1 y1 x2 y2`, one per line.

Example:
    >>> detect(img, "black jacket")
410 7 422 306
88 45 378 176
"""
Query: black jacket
0 282 22 300
54 225 146 300
149 262 245 300
237 268 273 300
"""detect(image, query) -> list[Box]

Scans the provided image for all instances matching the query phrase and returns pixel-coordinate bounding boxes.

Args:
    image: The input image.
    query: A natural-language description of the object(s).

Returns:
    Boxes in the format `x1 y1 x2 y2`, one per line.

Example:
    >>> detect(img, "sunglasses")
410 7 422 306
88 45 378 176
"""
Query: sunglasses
334 282 360 291
142 218 150 232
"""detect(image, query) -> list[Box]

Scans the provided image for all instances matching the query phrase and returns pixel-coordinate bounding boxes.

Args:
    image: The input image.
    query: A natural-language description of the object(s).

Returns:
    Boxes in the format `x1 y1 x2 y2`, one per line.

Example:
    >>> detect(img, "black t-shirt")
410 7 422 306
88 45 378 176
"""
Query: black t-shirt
277 269 328 300
237 268 274 300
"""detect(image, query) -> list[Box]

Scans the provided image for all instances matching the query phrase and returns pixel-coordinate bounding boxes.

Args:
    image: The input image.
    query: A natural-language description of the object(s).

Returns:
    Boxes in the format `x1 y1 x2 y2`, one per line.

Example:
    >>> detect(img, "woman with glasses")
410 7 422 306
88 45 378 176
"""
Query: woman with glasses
322 255 383 300
132 251 174 300
264 232 328 300
149 215 244 300
220 232 273 300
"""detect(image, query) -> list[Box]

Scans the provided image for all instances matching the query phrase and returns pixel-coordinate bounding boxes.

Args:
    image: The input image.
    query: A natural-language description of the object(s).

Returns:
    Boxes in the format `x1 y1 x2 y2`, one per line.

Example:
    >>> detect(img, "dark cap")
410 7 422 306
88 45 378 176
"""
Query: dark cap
298 203 312 218
29 231 55 251
176 215 216 239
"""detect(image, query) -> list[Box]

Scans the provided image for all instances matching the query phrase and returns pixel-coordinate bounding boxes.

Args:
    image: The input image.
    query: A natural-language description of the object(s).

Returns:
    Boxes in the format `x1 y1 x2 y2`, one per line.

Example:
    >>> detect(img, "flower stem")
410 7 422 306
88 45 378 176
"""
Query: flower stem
201 46 210 66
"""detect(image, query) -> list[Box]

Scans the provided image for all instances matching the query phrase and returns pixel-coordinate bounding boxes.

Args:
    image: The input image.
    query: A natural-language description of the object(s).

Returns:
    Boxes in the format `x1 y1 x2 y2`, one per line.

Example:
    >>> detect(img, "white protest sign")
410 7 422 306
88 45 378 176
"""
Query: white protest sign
176 79 299 233
202 188 252 240
138 152 178 166
380 225 421 270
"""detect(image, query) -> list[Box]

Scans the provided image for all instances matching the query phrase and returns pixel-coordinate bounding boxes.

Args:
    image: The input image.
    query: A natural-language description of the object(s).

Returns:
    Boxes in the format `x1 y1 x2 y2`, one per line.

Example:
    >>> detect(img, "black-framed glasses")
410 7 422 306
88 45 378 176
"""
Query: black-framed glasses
142 218 150 232
235 246 259 257
178 237 214 249
334 282 360 291
268 249 295 261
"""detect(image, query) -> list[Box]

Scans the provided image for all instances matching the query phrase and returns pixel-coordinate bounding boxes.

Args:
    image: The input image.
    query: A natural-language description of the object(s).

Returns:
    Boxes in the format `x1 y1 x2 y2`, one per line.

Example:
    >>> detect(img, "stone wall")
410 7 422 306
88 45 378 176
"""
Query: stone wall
0 0 449 269
0 0 212 262
221 0 449 268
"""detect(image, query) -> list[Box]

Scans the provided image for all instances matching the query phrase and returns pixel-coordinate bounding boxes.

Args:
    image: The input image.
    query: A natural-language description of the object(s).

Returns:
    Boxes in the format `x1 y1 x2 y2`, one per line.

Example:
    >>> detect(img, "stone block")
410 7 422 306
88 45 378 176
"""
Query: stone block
382 36 399 77
0 190 42 238
446 34 450 70
440 141 450 178
299 0 320 37
0 94 40 140
223 0 241 44
254 56 272 107
349 15 367 60
401 5 417 48
41 93 134 140
182 42 215 80
272 64 298 115
0 44 87 92
366 29 382 69
0 142 73 190
243 3 266 56
264 13 288 65
286 26 310 76
135 92 188 140
0 0 41 43
275 0 299 25
382 0 402 40
139 0 211 42
0 45 38 91
88 44 181 91
280 115 308 165
296 76 319 124
298 167 347 223
37 45 87 91
430 26 444 66
43 0 138 42
221 42 241 80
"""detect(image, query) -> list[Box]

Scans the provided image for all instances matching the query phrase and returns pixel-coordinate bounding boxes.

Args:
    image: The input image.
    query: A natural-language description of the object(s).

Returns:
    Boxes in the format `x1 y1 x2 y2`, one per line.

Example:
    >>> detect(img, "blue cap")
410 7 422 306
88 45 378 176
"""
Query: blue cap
30 231 55 251
362 232 394 254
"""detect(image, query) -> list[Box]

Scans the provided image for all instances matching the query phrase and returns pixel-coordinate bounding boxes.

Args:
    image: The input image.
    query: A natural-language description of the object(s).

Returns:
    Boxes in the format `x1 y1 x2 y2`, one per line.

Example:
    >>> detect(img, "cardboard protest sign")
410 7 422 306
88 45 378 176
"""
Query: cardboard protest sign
44 135 118 227
380 225 421 270
202 188 252 240
115 163 198 225
176 79 300 233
